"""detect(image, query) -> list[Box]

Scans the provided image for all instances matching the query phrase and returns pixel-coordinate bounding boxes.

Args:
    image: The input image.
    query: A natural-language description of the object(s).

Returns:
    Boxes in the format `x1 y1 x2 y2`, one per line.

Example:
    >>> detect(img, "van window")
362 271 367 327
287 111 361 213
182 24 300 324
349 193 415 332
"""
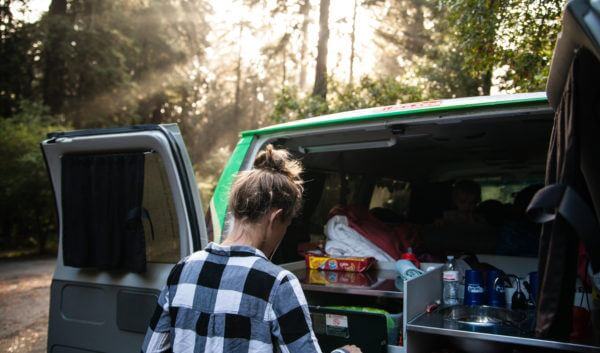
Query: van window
369 178 411 219
477 177 539 204
142 153 180 263
61 152 180 272
61 152 148 272
309 173 364 235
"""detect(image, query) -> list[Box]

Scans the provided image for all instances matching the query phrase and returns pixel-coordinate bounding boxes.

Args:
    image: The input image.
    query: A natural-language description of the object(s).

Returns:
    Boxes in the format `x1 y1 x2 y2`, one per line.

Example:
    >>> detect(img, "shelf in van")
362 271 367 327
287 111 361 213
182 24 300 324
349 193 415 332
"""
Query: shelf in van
291 267 404 299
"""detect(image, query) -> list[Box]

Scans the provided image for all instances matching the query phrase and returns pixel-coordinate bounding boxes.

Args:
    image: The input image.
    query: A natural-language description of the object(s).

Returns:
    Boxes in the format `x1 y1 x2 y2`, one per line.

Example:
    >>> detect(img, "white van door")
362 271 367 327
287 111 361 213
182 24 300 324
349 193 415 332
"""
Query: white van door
41 124 207 353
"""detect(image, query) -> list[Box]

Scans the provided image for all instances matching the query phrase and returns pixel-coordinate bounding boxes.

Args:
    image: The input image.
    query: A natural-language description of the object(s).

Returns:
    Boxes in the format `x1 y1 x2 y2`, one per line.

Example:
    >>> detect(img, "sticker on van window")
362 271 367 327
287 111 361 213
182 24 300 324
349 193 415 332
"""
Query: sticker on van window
325 314 349 338
376 100 442 113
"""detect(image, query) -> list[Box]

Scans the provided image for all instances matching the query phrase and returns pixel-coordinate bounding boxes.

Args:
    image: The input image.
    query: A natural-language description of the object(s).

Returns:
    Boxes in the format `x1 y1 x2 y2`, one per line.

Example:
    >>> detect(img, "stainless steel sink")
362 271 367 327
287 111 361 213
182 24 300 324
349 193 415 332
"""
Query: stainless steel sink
441 305 526 327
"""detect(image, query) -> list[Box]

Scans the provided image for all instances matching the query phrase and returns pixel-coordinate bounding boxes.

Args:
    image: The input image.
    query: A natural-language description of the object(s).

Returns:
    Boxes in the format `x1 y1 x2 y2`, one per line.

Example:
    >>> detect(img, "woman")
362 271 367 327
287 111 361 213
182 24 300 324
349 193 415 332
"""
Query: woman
142 145 361 353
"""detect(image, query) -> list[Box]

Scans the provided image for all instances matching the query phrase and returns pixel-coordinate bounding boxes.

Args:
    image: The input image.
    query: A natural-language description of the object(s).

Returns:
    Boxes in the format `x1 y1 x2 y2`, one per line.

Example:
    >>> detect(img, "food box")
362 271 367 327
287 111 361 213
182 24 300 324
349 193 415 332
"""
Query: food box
307 269 376 287
305 253 374 272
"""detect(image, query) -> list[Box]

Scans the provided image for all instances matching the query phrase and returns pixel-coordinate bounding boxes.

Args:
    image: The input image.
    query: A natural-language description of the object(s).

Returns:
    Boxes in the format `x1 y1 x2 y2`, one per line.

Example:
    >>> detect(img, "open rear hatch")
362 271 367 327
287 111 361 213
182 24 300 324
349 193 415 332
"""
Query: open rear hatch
42 124 207 352
546 0 600 109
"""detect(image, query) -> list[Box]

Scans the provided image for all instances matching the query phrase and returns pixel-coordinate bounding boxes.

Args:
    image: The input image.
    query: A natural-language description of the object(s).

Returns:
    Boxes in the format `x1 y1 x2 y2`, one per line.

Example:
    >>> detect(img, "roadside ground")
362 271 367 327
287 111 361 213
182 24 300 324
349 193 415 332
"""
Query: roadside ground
0 257 55 353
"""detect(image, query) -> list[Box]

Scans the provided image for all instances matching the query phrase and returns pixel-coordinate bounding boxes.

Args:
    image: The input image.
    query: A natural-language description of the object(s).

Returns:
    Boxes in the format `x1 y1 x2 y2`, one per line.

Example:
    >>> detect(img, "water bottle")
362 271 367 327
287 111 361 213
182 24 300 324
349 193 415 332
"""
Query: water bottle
443 255 459 305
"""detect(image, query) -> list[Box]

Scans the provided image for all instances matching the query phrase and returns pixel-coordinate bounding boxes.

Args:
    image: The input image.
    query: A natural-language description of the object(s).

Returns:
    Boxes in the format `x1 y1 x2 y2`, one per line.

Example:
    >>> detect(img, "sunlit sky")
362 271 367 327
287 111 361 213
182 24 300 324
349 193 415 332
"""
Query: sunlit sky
18 0 379 85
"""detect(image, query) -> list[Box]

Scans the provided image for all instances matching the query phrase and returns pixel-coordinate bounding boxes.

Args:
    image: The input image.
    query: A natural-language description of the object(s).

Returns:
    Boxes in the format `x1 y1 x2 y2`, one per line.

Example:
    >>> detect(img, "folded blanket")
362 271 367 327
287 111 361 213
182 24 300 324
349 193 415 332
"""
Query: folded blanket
325 215 394 262
329 205 404 260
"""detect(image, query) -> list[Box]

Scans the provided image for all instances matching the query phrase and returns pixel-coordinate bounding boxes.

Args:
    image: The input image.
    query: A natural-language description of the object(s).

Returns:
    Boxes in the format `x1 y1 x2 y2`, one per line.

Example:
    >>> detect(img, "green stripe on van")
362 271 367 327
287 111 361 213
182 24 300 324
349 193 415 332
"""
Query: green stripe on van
211 135 253 240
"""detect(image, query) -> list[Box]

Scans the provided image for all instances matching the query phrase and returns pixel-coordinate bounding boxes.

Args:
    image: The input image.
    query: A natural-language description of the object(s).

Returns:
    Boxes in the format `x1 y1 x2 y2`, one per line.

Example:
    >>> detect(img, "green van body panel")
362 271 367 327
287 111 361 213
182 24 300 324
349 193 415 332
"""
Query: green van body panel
209 92 549 240
210 135 254 240
241 93 548 137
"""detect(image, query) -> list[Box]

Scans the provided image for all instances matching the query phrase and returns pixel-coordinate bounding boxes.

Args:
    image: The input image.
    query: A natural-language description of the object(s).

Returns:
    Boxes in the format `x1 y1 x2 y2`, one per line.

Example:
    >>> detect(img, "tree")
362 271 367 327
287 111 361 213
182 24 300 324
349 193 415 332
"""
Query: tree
0 101 70 254
271 76 422 123
370 0 483 98
42 0 68 114
348 0 358 84
298 0 311 89
312 0 330 98
0 0 214 253
1 0 40 116
442 0 564 92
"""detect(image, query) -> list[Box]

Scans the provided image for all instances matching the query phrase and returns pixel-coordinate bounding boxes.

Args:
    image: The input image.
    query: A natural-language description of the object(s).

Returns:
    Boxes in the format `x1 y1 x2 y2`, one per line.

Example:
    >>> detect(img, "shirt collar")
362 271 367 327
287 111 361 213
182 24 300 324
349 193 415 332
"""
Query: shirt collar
205 242 268 260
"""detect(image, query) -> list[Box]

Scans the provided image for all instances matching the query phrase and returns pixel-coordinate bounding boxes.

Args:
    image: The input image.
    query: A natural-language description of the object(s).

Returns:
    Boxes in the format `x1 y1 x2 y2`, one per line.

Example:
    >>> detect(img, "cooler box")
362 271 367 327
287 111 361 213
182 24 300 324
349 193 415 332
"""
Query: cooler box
309 306 396 353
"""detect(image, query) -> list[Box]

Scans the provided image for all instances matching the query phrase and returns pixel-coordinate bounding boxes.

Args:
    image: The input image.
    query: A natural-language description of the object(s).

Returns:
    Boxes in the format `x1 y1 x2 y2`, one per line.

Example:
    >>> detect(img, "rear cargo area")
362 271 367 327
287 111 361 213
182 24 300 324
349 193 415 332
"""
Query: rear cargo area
272 106 553 264
263 105 555 351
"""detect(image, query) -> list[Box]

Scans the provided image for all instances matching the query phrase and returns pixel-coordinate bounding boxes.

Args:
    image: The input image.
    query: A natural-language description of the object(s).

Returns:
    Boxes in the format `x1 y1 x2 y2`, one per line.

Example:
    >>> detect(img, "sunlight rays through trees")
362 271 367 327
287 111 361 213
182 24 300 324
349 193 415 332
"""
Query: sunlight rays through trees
0 0 564 254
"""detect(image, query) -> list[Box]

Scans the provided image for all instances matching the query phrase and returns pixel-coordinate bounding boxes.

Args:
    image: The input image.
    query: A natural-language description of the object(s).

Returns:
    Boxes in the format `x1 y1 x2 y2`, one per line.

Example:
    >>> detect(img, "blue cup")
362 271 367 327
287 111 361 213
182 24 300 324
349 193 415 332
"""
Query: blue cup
464 270 485 306
486 270 506 307
529 271 539 305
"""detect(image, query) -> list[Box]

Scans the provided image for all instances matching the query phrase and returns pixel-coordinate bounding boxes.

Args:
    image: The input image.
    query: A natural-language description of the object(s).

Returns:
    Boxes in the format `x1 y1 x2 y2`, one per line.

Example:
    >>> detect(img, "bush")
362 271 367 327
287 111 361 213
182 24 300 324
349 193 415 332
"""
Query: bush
270 77 424 124
0 101 70 255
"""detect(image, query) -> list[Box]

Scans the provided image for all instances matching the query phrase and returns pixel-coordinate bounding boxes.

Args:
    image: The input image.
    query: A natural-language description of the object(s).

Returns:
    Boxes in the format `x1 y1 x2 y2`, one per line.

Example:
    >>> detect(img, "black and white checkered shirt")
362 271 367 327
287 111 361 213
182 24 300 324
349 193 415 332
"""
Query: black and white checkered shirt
141 242 323 353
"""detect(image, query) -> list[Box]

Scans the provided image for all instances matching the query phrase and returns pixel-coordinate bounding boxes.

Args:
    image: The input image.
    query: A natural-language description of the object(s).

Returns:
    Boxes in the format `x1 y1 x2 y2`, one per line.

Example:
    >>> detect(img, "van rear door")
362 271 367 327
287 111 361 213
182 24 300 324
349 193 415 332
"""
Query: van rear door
546 0 600 109
41 124 207 353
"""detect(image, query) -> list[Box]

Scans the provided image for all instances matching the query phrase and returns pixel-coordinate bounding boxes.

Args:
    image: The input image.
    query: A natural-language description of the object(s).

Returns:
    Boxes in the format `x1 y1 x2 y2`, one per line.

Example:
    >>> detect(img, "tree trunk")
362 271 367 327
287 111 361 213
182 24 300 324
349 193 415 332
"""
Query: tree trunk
48 0 67 15
0 1 13 32
481 69 493 96
43 0 68 115
234 22 244 119
282 41 287 87
349 0 358 84
298 0 310 90
312 0 330 99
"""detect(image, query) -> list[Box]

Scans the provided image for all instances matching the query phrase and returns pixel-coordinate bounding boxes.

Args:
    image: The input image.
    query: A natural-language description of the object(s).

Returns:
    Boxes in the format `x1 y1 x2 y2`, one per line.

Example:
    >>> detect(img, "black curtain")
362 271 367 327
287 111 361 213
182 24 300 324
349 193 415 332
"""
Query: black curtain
61 152 147 273
534 48 600 340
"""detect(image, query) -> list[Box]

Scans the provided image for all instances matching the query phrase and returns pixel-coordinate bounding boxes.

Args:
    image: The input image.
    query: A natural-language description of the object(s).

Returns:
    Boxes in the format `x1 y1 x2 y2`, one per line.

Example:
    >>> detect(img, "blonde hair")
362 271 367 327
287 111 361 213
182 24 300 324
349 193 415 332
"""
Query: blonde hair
228 145 304 222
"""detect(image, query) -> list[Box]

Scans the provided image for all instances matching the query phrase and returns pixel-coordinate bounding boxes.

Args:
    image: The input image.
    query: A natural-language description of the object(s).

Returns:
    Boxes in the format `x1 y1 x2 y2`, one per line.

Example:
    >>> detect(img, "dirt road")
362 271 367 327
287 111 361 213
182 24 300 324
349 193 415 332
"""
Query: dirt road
0 257 55 353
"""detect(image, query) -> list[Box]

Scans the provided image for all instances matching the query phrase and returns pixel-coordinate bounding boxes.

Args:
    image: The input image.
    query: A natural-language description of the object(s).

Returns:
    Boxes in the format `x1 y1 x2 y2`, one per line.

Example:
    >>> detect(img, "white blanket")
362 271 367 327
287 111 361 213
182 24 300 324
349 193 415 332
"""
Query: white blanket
324 215 394 262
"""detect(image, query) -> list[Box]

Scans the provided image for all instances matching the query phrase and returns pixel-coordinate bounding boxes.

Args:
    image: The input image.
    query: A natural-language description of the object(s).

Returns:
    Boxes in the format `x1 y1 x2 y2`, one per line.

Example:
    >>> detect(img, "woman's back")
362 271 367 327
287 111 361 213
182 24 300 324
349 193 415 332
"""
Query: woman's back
142 145 360 353
142 242 321 353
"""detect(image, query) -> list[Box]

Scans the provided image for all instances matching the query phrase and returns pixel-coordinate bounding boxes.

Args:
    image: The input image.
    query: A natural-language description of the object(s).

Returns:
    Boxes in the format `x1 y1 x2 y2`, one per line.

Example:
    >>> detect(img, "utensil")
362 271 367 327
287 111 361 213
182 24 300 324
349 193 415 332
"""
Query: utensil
487 270 506 307
509 276 528 310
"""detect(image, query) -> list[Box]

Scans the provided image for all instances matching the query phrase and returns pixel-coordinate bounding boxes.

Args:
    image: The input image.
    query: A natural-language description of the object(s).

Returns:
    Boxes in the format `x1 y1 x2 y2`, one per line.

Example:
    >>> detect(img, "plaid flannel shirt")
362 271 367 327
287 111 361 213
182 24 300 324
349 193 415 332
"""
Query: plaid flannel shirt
141 242 323 353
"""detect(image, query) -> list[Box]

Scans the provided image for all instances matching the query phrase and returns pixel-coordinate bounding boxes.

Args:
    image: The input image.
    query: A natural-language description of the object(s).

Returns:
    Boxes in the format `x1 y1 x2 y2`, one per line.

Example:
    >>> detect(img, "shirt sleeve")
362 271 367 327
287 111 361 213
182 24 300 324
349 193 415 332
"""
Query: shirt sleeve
269 272 322 353
141 285 172 353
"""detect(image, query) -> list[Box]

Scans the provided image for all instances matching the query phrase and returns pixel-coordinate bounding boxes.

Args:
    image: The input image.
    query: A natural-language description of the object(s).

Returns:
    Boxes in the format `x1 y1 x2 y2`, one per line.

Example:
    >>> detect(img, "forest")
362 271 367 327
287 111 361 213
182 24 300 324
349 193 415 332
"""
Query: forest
0 0 563 255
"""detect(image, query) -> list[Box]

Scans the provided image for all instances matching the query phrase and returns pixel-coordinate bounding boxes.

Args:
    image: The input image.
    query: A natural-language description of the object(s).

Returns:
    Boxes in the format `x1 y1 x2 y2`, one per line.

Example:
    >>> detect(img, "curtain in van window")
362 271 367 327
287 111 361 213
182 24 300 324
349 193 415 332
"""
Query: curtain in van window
61 152 147 273
535 48 600 340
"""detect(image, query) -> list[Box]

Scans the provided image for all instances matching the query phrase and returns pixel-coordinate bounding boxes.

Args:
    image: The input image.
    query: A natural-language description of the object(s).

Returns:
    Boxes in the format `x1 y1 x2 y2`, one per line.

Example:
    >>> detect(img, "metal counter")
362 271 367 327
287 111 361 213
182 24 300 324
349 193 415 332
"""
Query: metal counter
408 307 600 353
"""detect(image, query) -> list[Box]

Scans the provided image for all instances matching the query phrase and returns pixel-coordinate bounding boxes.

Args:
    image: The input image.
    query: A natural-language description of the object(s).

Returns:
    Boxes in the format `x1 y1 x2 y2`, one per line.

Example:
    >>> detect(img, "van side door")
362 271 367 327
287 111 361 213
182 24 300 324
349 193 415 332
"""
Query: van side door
42 124 207 353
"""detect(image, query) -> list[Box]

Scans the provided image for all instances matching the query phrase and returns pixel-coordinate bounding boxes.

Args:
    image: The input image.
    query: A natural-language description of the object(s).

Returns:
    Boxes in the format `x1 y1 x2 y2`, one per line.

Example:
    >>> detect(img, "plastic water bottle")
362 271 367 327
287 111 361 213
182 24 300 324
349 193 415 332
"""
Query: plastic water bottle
443 255 459 305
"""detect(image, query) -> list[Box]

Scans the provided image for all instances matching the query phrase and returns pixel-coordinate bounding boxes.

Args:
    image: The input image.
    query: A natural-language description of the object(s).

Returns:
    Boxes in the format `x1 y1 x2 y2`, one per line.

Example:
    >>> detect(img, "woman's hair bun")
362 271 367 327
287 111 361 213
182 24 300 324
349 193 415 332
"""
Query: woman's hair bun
228 145 304 222
253 144 302 180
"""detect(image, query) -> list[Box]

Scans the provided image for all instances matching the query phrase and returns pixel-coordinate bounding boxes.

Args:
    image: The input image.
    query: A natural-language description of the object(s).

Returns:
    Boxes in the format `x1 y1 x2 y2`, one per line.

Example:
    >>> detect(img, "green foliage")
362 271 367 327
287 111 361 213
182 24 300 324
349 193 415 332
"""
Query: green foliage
442 0 564 92
0 15 41 116
0 0 568 256
0 100 70 253
270 86 328 123
330 77 423 111
270 76 423 123
371 0 563 96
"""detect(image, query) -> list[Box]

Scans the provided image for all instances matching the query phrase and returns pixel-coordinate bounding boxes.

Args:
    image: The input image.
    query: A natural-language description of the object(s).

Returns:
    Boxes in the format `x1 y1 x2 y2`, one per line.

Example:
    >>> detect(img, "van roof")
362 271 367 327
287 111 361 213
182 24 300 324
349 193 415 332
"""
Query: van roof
241 92 548 137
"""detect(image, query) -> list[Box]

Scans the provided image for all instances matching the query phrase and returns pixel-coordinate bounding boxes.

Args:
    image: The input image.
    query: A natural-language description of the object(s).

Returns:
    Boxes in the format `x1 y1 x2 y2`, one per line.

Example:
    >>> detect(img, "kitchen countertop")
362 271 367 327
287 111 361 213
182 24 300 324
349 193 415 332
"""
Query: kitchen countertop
408 306 600 352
